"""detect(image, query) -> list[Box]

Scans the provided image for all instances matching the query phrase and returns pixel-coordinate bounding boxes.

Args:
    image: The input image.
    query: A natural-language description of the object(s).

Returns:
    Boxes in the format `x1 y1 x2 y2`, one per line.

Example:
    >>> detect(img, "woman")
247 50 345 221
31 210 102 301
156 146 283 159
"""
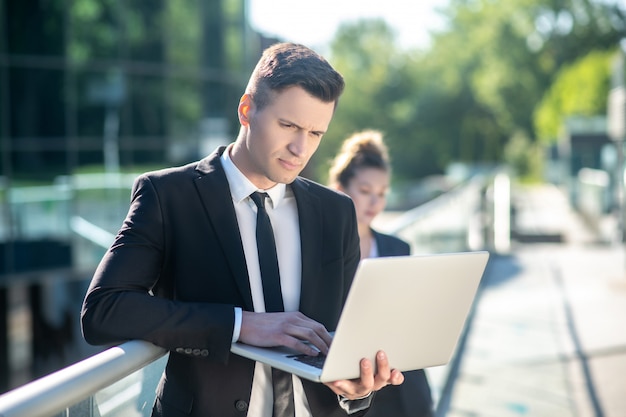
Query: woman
329 130 434 417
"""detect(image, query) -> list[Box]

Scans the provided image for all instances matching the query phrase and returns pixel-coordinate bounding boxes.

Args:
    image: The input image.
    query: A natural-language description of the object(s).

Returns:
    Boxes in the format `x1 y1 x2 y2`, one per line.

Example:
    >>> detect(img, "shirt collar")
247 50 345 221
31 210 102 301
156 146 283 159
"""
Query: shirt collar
220 144 286 208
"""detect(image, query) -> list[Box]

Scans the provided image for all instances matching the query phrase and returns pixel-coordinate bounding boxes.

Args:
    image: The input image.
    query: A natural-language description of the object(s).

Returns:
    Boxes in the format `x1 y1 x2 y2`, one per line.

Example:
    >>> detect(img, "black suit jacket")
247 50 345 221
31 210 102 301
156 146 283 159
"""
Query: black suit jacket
365 230 434 417
81 147 363 417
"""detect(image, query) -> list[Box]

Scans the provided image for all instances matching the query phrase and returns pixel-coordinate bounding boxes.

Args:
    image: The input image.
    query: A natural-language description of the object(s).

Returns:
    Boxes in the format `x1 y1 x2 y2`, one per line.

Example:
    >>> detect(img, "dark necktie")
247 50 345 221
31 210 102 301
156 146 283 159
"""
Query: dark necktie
249 192 294 417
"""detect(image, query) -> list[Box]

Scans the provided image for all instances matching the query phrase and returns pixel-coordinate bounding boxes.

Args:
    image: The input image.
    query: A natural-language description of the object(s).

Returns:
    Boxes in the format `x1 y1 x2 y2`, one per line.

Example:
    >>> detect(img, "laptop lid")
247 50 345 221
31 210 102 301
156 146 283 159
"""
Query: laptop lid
230 250 489 383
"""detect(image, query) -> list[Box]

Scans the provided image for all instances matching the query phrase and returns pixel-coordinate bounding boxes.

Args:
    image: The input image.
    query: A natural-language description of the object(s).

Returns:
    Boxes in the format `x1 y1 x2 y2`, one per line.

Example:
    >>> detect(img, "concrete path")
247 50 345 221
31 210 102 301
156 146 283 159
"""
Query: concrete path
439 184 626 417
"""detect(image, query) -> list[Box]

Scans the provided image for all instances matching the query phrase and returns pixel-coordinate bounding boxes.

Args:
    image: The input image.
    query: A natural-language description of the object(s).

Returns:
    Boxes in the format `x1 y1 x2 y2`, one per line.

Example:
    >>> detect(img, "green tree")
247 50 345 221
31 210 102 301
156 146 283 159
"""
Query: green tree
419 0 625 170
534 49 615 143
318 0 626 183
503 130 544 181
316 20 417 180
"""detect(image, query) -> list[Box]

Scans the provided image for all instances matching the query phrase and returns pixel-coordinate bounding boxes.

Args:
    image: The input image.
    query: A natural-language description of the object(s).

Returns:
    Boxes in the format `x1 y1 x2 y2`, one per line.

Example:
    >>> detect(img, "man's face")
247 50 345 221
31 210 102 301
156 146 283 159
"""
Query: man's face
235 86 336 190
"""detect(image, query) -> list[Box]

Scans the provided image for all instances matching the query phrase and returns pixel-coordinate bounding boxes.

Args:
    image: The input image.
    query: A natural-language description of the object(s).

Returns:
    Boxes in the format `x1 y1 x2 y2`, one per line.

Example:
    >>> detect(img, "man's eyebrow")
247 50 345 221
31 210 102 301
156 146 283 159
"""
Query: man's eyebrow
280 119 326 135
278 118 296 127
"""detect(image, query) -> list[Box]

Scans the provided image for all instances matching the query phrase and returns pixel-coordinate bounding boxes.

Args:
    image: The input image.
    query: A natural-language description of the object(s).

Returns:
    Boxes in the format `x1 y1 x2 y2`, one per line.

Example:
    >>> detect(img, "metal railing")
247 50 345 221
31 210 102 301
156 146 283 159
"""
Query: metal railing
0 341 167 417
0 170 506 417
378 172 500 416
382 174 489 254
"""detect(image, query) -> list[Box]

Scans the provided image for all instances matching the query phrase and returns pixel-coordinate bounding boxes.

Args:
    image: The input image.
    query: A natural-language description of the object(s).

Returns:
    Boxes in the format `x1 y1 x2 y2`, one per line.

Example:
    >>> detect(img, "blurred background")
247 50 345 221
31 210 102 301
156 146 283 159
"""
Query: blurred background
1 0 626 415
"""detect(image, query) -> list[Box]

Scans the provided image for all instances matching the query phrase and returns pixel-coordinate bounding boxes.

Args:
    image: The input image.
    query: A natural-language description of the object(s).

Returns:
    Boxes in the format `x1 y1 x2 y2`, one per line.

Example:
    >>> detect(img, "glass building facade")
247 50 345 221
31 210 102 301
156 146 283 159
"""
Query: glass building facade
0 0 280 392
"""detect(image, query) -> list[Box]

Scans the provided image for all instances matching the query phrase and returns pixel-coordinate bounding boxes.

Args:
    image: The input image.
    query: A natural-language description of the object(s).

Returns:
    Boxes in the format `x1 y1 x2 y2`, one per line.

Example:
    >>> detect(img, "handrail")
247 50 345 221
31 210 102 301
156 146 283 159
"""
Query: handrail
0 341 166 417
70 215 116 249
383 174 485 235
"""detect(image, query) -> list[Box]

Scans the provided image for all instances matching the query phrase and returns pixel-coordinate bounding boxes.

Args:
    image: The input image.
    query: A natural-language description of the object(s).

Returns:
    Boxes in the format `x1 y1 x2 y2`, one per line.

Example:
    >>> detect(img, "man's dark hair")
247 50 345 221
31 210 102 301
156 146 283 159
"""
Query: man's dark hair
245 42 345 110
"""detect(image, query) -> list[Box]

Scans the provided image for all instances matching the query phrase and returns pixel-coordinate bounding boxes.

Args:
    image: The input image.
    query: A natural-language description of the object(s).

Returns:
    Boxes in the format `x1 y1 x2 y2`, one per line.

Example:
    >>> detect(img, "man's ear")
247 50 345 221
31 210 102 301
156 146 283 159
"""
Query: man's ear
238 94 253 126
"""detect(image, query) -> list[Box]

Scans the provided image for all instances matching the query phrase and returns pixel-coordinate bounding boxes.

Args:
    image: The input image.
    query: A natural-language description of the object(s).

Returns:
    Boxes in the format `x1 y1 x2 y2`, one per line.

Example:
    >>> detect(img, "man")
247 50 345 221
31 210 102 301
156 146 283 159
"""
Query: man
81 42 403 417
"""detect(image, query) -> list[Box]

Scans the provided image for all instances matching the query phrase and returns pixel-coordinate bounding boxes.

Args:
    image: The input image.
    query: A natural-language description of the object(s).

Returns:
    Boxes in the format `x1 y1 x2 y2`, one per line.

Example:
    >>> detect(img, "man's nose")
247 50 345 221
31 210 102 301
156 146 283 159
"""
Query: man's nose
288 132 308 156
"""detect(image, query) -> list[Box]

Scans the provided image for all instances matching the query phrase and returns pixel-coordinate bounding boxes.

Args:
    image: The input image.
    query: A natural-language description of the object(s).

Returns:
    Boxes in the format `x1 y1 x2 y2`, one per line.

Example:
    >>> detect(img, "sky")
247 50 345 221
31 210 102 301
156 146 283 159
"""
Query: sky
248 0 450 52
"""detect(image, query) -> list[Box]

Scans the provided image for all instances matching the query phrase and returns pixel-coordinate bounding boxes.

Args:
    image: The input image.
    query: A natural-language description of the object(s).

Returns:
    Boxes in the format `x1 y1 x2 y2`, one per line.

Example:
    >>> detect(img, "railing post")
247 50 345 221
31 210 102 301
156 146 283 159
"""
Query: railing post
492 172 511 254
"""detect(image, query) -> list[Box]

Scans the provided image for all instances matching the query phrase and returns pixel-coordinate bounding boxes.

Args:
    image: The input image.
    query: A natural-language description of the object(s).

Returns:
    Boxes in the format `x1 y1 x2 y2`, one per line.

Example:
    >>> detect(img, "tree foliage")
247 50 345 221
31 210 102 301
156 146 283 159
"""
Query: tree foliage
316 20 420 180
18 0 623 180
534 49 615 143
318 0 625 183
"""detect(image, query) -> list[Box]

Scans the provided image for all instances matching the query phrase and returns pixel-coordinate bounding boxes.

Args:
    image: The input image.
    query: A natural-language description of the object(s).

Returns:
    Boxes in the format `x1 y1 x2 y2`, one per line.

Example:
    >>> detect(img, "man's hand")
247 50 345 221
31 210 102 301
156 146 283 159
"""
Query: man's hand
239 311 332 356
324 350 404 400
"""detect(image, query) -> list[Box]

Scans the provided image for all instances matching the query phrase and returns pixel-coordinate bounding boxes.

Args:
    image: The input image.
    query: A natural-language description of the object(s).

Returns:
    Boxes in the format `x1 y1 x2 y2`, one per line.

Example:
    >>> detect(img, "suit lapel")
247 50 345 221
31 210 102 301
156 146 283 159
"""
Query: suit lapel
191 159 326 314
291 178 324 314
193 148 254 311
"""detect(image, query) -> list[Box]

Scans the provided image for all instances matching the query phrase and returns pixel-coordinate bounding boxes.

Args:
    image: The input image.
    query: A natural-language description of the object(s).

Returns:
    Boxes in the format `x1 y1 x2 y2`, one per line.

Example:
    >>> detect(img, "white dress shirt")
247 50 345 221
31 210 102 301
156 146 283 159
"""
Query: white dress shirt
368 236 379 258
220 146 312 417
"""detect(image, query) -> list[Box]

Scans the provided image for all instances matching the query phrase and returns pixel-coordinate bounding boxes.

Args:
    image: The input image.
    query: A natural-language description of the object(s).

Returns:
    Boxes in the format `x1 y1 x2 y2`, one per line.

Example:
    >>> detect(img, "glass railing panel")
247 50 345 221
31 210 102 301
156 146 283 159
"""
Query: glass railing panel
383 175 486 255
0 341 167 417
51 355 167 417
87 355 167 417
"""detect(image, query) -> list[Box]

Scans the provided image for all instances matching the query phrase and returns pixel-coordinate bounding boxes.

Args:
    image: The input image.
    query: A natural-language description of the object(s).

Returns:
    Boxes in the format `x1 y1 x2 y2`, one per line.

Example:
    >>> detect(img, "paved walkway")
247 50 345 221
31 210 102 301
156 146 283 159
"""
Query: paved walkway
437 184 626 417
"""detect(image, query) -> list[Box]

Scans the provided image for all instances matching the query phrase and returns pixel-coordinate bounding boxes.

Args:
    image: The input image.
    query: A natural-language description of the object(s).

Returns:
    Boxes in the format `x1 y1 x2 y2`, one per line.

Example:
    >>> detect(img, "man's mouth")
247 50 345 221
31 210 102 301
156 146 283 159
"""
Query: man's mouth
279 158 301 171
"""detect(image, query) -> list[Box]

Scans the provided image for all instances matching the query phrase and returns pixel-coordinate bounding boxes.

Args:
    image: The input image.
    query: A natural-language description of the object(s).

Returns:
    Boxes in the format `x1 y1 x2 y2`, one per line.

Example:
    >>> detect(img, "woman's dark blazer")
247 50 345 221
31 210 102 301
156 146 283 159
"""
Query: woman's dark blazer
365 230 435 417
81 147 365 417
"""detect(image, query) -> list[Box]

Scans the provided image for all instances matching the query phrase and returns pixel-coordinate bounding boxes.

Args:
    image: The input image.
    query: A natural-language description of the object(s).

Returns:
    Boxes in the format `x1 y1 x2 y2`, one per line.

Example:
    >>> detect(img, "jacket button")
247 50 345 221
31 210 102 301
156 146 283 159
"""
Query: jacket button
175 348 184 354
200 349 209 357
235 400 248 412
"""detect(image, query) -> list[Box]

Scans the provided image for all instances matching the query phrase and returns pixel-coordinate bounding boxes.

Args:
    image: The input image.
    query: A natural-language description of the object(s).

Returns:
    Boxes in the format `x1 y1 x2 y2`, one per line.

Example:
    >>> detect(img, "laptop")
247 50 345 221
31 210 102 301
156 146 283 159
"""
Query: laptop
230 250 489 383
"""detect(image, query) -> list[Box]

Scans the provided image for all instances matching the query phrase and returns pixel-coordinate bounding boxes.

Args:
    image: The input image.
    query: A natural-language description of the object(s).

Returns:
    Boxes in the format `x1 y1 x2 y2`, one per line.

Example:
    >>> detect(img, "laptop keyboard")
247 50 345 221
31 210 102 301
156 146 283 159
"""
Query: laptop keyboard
288 353 327 369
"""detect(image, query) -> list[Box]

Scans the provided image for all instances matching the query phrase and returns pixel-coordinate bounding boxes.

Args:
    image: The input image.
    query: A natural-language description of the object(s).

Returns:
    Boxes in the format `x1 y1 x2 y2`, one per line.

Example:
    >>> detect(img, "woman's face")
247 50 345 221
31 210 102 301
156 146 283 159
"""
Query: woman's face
341 167 390 228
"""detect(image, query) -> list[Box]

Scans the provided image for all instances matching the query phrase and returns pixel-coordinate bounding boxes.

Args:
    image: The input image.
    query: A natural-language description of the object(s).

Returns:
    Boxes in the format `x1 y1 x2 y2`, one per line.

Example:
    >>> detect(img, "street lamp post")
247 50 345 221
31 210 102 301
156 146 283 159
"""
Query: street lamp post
87 70 126 175
608 41 626 273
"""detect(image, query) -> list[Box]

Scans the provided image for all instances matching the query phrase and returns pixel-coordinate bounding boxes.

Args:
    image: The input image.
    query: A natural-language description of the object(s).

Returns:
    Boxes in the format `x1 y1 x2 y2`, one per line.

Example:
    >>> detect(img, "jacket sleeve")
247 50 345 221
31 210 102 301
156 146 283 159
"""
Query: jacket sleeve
80 174 235 364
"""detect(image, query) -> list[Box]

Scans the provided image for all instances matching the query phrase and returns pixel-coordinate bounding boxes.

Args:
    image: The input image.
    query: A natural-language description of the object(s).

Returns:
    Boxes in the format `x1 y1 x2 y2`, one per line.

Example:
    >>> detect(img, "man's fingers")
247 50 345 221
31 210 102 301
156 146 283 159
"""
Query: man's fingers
377 349 405 386
390 368 405 385
359 357 374 384
372 351 392 388
279 315 331 355
239 311 331 355
281 335 325 356
324 350 405 399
